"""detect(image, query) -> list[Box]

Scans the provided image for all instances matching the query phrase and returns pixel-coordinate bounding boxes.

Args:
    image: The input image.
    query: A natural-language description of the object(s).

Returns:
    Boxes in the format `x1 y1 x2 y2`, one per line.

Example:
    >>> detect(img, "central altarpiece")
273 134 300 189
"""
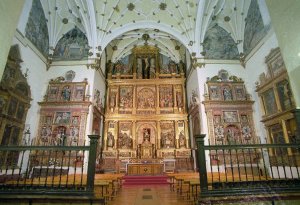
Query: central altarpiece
101 45 192 173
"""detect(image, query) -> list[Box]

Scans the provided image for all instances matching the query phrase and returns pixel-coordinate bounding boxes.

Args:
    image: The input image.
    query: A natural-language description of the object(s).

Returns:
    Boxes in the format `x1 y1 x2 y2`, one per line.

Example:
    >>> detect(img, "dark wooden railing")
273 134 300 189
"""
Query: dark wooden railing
195 134 300 197
0 135 100 197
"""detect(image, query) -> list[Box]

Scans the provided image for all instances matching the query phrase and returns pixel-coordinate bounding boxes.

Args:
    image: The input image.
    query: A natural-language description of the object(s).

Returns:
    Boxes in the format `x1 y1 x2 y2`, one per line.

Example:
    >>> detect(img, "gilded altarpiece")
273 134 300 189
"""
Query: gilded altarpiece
256 48 298 165
0 45 31 167
102 45 191 173
203 70 257 166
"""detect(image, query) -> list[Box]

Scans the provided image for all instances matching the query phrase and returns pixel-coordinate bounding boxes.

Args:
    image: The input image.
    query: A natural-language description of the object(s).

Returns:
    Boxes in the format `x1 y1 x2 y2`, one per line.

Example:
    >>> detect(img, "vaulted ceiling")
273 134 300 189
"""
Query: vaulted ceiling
25 0 268 68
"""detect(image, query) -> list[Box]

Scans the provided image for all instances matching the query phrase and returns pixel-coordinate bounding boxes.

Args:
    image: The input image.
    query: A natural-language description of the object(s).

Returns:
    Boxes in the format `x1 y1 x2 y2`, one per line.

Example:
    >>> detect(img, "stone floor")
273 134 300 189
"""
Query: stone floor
107 184 300 205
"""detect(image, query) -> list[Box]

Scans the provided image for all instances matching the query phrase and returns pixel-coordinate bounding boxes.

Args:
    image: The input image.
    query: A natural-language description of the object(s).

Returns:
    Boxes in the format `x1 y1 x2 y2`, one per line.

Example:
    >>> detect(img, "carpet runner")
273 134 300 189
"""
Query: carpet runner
122 175 169 185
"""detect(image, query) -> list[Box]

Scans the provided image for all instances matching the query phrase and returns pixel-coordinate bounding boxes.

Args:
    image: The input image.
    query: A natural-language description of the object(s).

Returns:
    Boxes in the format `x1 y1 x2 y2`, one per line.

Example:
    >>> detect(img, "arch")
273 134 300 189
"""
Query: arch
136 123 157 145
101 21 191 54
52 27 89 61
194 0 207 56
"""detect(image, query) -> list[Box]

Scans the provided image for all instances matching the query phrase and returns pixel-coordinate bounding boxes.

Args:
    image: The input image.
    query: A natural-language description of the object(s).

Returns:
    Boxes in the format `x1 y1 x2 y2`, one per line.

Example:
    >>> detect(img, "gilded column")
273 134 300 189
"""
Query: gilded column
175 120 179 148
173 85 177 108
281 119 292 155
133 86 136 114
156 85 160 114
157 120 161 149
132 121 136 148
184 120 189 148
115 86 119 113
182 83 186 112
106 86 110 112
114 121 119 150
103 120 109 150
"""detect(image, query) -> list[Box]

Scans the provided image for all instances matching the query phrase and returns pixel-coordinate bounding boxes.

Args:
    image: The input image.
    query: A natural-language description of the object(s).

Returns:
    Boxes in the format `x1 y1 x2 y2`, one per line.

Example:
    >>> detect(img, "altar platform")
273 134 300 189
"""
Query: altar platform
122 159 176 175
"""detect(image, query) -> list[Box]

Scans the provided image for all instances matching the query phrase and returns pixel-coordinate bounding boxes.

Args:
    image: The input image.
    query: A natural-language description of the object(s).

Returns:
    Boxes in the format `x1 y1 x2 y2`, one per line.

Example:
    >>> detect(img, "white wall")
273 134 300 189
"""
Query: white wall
0 0 24 78
245 30 279 142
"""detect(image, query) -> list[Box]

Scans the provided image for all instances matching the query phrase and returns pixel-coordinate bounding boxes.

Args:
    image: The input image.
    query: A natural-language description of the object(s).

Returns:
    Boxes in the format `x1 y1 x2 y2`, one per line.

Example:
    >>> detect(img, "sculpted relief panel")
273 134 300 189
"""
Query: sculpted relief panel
160 121 175 148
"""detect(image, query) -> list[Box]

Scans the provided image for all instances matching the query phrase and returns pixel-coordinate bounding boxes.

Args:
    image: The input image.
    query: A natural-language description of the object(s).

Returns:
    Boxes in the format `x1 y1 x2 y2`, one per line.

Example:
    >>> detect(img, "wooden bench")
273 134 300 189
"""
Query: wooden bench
0 194 105 205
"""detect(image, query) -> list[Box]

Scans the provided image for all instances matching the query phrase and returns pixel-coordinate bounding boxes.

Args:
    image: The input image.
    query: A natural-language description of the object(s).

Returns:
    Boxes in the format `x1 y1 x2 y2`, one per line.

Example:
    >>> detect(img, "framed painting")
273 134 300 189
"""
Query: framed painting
74 85 85 101
262 88 277 115
276 80 293 111
223 111 238 123
234 85 246 100
48 86 59 101
54 112 71 124
119 86 133 108
209 85 221 100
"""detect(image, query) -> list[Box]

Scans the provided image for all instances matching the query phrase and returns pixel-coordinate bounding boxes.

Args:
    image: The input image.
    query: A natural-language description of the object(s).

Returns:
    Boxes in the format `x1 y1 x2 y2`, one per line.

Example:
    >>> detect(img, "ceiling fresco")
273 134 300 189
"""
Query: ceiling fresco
24 0 269 68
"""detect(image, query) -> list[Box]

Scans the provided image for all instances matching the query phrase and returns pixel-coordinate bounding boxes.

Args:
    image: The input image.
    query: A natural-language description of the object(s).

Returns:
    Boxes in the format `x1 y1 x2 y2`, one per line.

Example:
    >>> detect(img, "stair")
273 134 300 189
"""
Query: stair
122 175 169 185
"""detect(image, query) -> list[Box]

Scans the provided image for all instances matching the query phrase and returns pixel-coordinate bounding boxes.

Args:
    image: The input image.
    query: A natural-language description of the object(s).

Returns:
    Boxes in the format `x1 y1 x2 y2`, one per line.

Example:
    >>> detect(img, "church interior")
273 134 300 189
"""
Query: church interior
1 0 300 204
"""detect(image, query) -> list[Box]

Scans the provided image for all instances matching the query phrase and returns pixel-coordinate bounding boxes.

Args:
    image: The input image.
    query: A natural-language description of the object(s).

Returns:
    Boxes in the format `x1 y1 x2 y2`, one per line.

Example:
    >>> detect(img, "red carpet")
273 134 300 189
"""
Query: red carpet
122 175 169 185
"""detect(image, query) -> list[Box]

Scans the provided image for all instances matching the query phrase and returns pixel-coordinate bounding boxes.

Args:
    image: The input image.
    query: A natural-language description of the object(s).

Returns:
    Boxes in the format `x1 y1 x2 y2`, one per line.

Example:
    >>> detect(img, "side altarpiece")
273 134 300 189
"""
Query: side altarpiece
203 70 258 168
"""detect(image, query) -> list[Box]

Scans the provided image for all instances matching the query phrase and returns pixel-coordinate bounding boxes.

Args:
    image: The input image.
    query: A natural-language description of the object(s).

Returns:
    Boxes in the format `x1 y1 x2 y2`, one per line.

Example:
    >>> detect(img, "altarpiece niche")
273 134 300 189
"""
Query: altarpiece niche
101 44 191 173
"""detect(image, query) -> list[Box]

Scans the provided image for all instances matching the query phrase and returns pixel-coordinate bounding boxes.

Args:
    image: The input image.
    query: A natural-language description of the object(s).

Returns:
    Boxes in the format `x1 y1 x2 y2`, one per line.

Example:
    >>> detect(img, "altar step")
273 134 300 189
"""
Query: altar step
122 175 169 185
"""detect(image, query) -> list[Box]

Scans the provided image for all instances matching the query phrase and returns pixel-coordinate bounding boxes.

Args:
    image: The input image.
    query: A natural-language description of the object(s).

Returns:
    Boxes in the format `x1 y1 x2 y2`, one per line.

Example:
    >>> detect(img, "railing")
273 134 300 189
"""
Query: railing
0 135 99 196
195 134 300 197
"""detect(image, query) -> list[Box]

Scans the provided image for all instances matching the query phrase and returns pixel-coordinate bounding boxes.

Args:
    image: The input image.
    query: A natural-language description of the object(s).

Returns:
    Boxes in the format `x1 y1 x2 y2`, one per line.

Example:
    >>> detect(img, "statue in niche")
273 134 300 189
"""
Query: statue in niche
179 60 185 73
143 128 151 142
223 87 232 100
110 92 116 108
137 58 143 79
114 63 122 74
168 61 177 73
142 57 150 79
62 86 71 101
226 127 238 144
107 132 115 148
176 91 183 107
150 58 156 78
179 131 186 148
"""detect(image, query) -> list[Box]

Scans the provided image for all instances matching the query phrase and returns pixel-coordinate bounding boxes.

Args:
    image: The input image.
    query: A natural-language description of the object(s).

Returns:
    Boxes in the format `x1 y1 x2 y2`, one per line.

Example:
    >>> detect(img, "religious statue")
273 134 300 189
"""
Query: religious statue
142 57 150 79
107 132 115 148
176 92 183 107
226 129 235 144
137 58 142 79
179 131 186 148
178 60 185 73
62 86 71 101
143 129 150 142
223 87 232 100
110 92 116 108
150 58 156 78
